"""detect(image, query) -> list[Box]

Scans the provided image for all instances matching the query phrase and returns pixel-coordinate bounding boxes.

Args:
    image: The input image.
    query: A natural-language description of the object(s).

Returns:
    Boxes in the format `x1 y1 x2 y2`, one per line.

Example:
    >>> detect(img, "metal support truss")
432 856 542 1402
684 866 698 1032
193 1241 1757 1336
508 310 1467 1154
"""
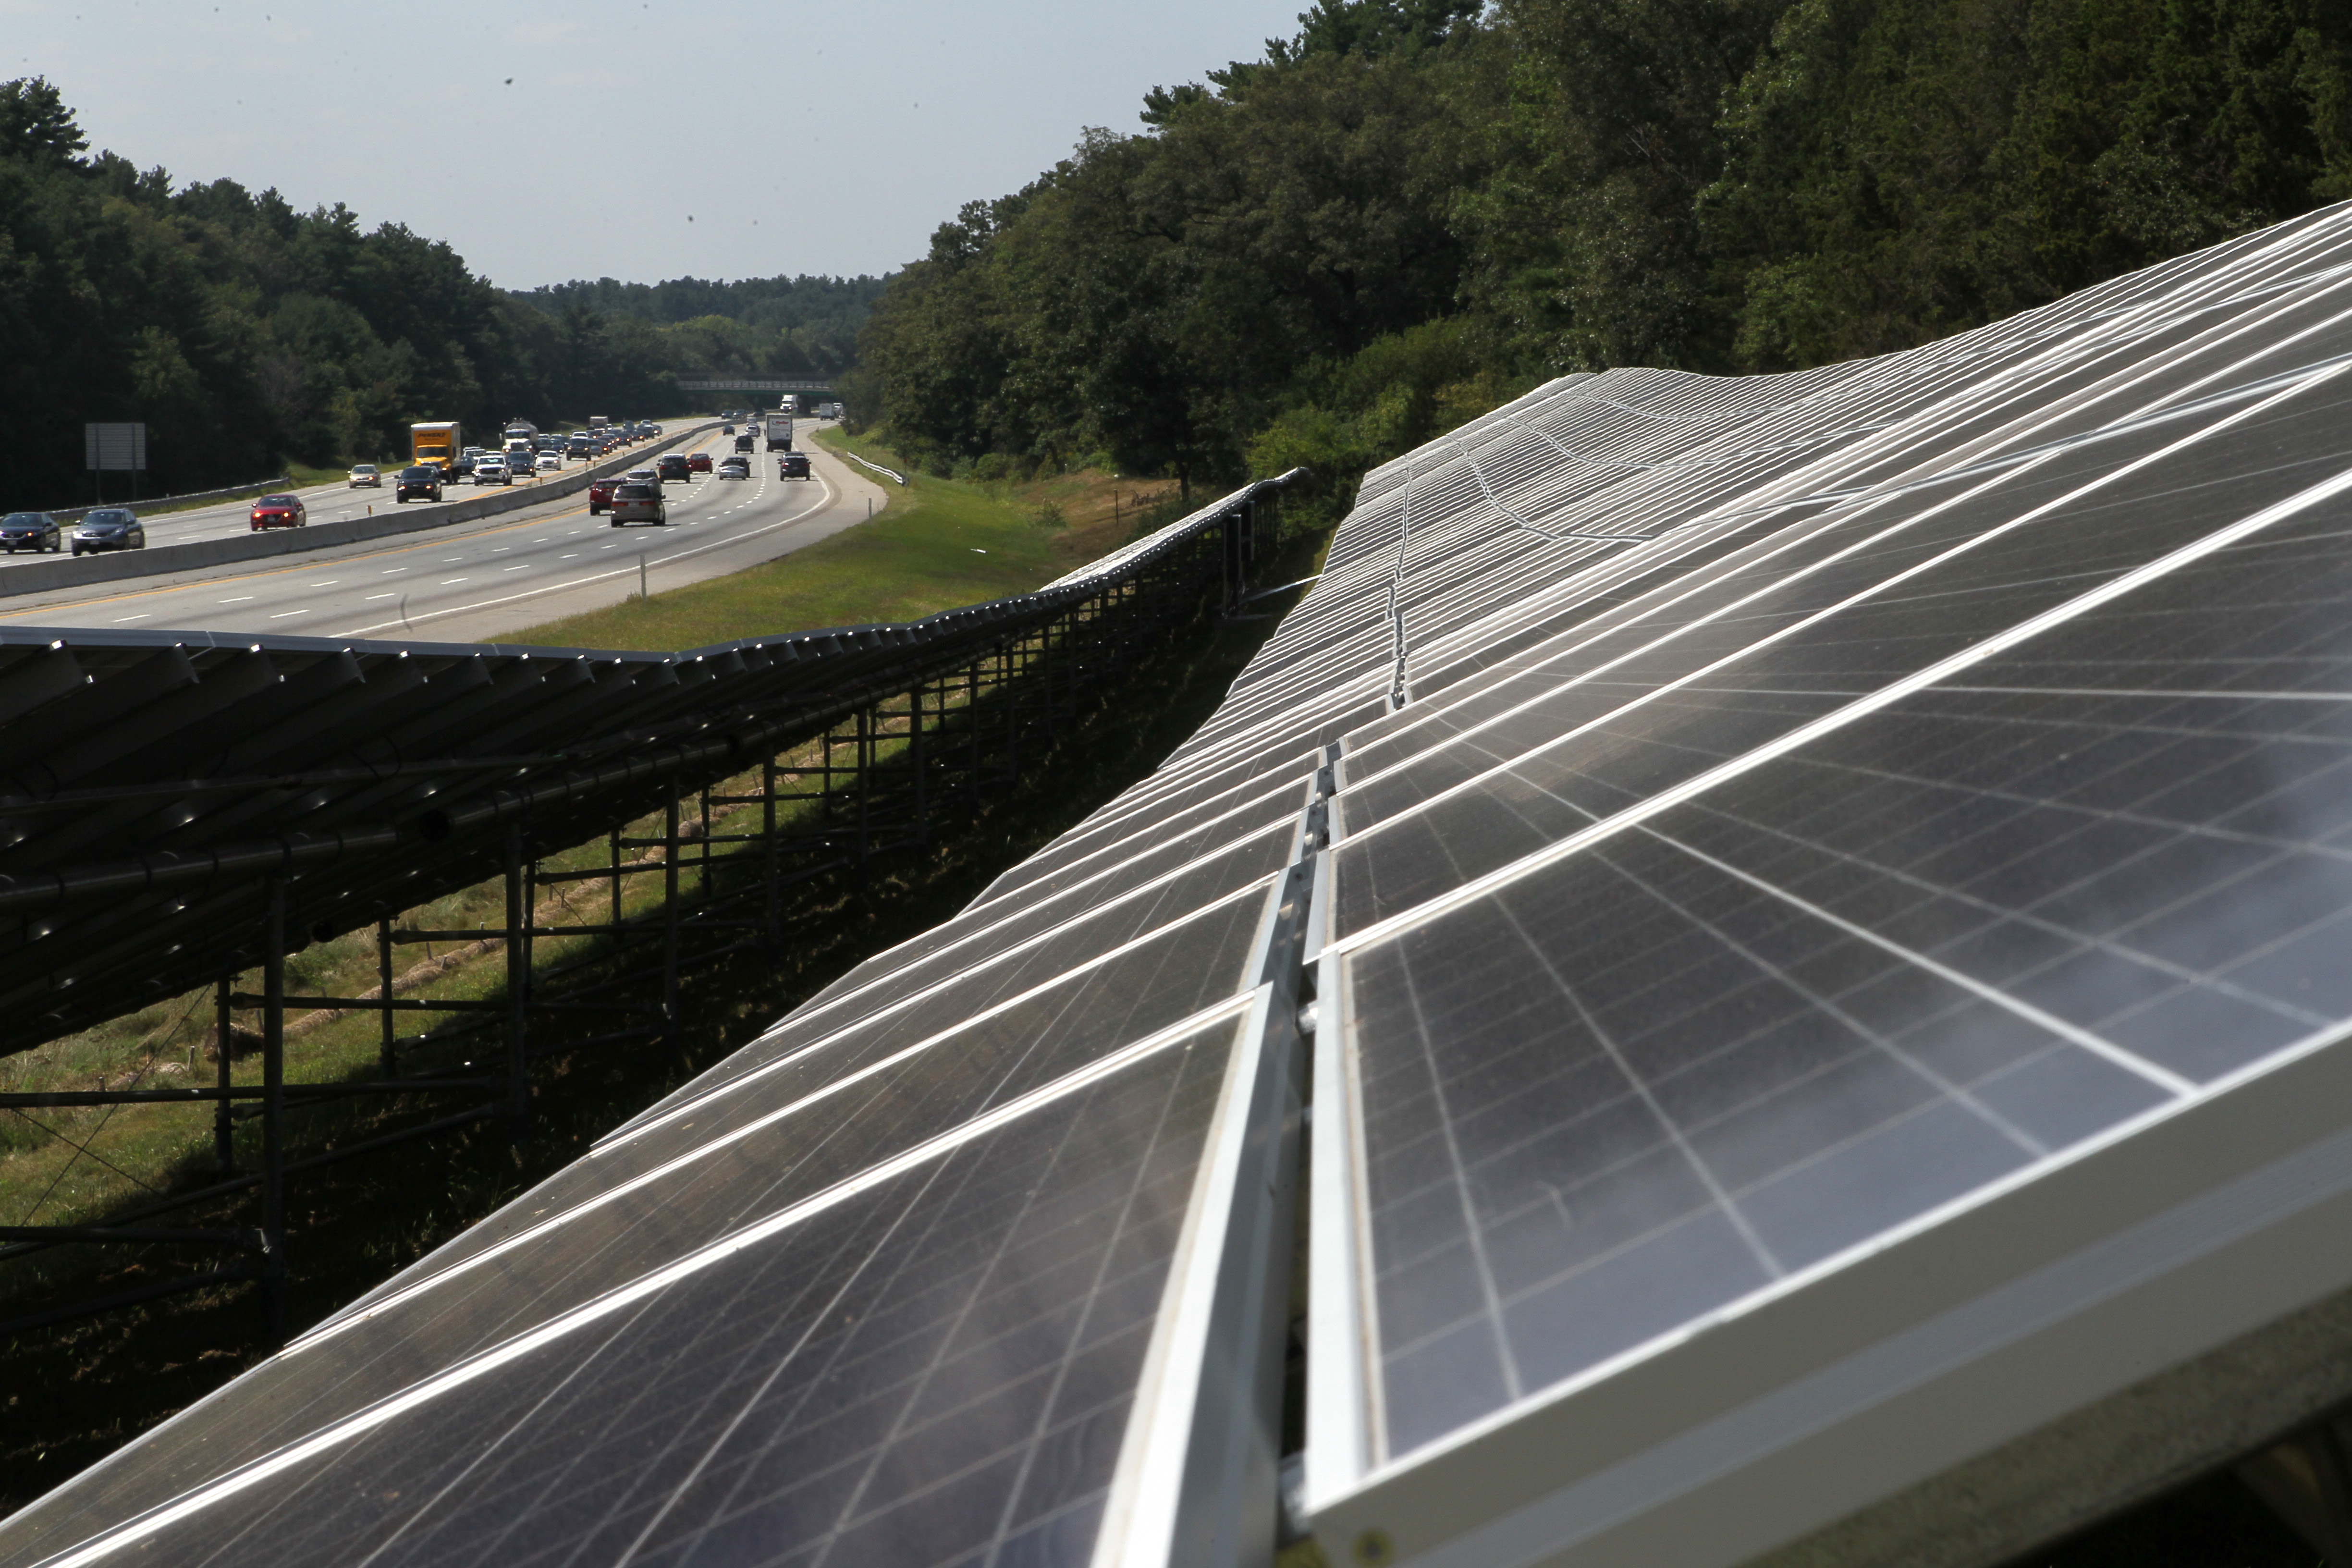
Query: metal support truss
0 479 1302 1340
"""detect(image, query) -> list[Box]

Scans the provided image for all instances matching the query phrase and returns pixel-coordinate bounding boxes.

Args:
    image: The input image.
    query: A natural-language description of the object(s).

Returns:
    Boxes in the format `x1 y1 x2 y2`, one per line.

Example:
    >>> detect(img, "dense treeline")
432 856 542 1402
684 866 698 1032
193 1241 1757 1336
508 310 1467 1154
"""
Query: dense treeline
0 80 884 501
506 275 882 382
851 0 2352 510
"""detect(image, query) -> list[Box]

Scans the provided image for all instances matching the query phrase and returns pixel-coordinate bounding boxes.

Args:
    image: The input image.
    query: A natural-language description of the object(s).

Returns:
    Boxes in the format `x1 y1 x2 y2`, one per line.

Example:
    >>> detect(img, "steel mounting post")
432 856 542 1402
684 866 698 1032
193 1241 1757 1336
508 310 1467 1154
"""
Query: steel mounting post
504 823 530 1147
377 917 395 1075
762 754 782 956
214 974 235 1176
662 796 682 1071
260 879 287 1346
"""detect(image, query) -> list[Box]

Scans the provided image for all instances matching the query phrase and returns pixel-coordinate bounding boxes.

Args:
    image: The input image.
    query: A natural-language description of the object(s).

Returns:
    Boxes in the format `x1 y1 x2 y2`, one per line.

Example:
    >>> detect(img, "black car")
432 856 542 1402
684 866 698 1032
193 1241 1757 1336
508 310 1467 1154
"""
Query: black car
733 433 754 453
0 511 61 553
657 453 693 482
779 451 811 479
72 508 144 554
395 465 444 503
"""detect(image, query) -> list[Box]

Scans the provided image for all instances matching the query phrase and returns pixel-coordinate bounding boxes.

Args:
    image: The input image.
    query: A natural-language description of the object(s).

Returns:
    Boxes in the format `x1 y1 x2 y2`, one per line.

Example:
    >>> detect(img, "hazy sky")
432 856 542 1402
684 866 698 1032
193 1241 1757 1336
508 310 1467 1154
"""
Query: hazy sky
12 0 1301 289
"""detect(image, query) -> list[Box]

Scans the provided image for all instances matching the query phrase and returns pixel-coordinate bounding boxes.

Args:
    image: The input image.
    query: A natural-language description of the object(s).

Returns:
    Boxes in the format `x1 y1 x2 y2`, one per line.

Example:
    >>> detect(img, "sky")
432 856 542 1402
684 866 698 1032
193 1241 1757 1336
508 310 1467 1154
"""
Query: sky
9 0 1302 290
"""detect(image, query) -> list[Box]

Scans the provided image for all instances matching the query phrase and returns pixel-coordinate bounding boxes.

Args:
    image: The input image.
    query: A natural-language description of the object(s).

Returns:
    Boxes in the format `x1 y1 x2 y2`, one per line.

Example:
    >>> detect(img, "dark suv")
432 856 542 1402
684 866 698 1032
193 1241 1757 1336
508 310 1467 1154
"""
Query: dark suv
607 482 667 527
779 451 811 479
395 466 444 503
657 453 693 483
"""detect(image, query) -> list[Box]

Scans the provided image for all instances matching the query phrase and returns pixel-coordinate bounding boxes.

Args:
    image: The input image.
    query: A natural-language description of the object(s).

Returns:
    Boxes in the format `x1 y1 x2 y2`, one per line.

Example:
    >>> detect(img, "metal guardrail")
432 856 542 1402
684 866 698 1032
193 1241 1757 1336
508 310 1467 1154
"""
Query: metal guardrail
43 477 293 526
838 450 908 485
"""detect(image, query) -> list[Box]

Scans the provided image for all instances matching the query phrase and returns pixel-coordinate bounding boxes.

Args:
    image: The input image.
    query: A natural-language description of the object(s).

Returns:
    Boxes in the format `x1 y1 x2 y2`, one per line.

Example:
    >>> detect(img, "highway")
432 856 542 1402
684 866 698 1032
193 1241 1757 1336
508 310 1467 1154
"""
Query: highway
0 429 680 560
0 422 893 645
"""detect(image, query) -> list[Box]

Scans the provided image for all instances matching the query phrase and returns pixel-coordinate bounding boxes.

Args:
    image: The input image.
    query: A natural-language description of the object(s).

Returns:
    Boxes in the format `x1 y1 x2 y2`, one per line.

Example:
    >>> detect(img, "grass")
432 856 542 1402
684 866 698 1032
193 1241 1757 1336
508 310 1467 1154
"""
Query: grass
0 464 1331 1512
508 429 1185 652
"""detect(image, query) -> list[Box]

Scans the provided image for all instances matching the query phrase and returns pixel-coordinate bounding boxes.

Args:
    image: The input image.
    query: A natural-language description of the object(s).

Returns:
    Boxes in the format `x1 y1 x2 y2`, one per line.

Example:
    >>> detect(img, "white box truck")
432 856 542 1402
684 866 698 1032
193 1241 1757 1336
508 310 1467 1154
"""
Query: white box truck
766 414 794 452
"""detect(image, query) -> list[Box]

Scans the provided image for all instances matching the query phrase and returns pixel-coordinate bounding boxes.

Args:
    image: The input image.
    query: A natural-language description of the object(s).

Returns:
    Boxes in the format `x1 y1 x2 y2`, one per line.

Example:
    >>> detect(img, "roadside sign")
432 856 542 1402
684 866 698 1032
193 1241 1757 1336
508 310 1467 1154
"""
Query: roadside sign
85 422 147 472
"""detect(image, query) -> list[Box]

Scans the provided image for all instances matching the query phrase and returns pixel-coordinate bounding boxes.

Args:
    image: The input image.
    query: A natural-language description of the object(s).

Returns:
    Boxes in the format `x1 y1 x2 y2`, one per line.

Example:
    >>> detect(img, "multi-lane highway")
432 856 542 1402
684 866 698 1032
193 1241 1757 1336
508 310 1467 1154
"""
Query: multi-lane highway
4 434 626 559
0 423 892 644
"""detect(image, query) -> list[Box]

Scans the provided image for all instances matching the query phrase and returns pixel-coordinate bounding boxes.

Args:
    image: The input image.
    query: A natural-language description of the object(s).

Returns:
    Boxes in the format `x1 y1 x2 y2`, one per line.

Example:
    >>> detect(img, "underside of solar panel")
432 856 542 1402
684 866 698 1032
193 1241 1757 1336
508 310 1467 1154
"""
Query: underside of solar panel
12 206 2352 1568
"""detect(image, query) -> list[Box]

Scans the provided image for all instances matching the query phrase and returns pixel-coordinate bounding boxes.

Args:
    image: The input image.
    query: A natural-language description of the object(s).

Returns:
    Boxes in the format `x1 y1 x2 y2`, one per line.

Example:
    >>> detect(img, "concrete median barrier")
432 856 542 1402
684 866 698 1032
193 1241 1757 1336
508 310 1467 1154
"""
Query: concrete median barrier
0 425 721 600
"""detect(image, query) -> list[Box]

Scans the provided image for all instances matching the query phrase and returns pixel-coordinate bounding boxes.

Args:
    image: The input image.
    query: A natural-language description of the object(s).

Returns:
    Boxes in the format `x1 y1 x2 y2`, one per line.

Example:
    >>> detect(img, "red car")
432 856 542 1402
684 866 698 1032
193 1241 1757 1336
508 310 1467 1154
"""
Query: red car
588 477 619 514
686 451 713 473
249 494 306 530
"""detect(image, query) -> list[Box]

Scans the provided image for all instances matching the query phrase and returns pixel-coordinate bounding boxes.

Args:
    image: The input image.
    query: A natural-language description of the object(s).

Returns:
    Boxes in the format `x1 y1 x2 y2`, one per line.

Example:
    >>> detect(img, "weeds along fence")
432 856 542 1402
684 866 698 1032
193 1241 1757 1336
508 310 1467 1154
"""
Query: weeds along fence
0 469 1308 1340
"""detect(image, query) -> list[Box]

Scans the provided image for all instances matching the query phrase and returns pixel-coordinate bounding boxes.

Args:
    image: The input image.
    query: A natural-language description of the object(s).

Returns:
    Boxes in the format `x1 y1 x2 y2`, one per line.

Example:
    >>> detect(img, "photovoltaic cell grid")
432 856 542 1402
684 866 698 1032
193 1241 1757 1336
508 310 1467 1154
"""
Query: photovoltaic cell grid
15 207 2352 1568
1289 202 2352 1559
4 1012 1251 1568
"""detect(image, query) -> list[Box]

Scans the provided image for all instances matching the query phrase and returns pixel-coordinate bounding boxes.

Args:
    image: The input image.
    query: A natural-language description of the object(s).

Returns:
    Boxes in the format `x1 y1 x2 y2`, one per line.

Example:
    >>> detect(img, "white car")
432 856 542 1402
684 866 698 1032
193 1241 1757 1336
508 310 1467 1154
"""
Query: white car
348 464 381 488
473 454 511 486
716 456 750 479
535 453 561 473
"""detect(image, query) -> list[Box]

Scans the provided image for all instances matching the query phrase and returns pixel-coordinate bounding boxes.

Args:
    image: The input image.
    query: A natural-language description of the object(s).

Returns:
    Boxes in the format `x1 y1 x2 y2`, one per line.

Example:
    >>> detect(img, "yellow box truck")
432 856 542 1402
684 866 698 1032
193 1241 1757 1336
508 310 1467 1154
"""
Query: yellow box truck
410 421 462 477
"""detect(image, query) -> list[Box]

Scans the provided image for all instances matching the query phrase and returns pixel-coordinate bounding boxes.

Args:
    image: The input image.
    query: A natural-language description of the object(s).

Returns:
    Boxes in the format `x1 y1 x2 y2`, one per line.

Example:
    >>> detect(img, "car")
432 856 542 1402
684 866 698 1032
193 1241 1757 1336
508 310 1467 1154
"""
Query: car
657 453 692 483
647 423 663 437
395 465 443 503
779 451 811 479
71 507 144 554
473 454 512 486
454 447 484 479
567 433 592 457
0 511 62 552
722 424 734 436
607 481 667 527
249 493 306 530
348 464 382 488
588 476 619 514
686 451 713 473
716 456 750 479
536 452 562 473
733 433 755 453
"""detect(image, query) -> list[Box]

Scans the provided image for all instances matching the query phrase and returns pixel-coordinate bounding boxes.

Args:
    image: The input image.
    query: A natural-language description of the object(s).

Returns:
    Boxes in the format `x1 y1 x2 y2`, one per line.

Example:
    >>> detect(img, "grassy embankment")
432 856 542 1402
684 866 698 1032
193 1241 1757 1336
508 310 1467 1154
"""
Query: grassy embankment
0 446 1310 1511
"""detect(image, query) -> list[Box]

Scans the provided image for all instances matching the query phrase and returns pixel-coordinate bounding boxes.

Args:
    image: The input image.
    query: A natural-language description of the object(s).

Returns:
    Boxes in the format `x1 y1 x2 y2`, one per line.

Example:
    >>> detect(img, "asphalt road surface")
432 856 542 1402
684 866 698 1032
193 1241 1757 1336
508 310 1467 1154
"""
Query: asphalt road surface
0 423 893 645
3 428 697 561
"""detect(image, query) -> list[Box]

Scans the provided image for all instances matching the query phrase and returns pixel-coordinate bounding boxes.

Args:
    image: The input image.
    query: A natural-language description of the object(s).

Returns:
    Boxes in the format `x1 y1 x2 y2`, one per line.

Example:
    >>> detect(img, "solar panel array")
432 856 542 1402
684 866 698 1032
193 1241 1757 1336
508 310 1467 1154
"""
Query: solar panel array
13 207 2352 1568
0 473 1293 1052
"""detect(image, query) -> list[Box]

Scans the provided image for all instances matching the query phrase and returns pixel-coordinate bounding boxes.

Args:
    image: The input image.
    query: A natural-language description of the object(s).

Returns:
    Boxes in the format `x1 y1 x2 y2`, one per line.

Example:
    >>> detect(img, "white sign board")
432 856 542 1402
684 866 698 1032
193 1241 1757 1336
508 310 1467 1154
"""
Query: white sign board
85 422 147 472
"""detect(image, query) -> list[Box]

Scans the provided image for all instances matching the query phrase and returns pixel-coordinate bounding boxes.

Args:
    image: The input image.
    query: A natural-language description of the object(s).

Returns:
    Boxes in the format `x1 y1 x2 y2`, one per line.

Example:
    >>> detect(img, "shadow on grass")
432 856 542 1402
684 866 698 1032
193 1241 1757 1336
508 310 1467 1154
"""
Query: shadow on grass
0 528 1329 1512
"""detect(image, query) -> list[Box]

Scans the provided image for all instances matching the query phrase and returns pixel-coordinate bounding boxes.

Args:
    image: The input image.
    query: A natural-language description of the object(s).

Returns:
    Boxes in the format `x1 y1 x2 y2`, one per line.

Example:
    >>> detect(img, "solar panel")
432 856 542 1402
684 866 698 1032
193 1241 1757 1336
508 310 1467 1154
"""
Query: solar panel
14 205 2352 1568
3 1005 1260 1568
1298 208 2352 1567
